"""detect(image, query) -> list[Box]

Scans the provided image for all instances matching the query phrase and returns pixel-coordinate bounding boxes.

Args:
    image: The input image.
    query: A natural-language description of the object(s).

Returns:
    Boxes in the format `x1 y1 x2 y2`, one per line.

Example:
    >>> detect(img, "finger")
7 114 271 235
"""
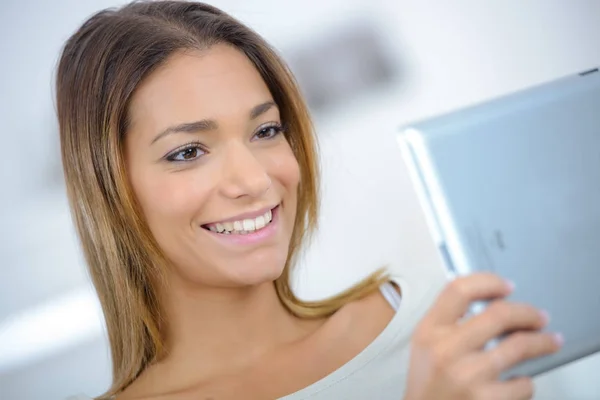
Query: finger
423 273 513 327
483 331 563 378
450 301 548 353
474 377 534 400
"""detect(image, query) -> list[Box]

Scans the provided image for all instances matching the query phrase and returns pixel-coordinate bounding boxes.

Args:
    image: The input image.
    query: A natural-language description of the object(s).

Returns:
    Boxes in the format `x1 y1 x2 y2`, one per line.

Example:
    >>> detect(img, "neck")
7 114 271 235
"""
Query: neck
157 277 319 380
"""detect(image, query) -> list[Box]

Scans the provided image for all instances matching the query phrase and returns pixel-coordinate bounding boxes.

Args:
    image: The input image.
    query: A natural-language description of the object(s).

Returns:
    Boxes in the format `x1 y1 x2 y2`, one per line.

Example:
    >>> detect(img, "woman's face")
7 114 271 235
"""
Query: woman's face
125 44 300 287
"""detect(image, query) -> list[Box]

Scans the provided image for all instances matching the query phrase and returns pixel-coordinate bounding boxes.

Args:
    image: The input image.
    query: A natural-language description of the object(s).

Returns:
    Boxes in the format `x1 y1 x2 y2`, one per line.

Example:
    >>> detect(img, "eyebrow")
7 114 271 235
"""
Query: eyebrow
151 101 277 145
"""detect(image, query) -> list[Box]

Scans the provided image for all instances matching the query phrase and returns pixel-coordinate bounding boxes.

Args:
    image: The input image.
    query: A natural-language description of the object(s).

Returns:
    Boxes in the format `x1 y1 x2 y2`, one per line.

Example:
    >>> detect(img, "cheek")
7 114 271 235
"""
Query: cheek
269 143 301 192
131 168 209 229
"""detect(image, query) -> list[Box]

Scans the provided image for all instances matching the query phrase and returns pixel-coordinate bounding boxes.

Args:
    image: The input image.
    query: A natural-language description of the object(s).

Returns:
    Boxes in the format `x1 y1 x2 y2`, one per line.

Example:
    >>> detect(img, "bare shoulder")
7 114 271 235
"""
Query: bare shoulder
337 280 400 322
111 282 402 400
323 280 401 352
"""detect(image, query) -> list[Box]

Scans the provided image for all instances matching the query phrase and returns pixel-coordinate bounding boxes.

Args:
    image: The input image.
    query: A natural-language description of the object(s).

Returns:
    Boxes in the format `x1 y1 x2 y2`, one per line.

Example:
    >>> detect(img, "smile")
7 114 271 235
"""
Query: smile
203 206 276 235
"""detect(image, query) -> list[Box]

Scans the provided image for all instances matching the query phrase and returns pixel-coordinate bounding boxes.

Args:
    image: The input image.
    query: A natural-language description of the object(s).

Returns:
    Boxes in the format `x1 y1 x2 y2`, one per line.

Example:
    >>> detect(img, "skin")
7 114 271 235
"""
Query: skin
404 274 563 400
118 44 561 399
120 44 397 399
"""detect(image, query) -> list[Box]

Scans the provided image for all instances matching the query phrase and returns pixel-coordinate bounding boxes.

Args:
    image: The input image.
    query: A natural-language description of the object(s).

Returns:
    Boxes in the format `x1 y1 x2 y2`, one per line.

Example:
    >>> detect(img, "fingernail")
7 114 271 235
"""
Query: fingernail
540 310 550 325
553 333 564 346
505 280 516 291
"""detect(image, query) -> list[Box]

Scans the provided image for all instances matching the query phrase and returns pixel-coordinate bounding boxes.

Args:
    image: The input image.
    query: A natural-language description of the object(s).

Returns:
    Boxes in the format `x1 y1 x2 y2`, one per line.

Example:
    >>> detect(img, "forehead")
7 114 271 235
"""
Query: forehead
128 44 274 134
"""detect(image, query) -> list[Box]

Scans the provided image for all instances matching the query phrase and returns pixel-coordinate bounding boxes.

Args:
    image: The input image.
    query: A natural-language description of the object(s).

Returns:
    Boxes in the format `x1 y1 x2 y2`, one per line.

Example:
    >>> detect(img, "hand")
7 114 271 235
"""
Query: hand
404 272 563 400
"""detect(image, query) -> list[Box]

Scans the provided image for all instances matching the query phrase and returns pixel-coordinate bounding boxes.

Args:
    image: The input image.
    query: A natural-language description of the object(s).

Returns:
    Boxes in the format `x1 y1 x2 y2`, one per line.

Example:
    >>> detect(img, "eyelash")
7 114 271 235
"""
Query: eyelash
252 122 285 141
165 141 206 162
164 122 285 163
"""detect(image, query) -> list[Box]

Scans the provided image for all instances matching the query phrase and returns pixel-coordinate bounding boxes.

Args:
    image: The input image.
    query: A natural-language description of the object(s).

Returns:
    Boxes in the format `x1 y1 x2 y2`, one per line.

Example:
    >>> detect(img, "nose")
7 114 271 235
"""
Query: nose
219 142 272 199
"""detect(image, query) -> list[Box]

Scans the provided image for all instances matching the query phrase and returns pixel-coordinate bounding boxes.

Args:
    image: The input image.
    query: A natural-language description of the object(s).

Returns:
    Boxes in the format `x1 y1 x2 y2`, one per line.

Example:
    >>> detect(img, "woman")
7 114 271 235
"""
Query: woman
56 2 562 399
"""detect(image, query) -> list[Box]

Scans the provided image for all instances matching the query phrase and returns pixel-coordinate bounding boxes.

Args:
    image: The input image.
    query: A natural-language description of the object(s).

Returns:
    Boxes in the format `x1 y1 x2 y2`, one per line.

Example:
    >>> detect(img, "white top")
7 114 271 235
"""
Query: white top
69 274 442 400
280 275 440 400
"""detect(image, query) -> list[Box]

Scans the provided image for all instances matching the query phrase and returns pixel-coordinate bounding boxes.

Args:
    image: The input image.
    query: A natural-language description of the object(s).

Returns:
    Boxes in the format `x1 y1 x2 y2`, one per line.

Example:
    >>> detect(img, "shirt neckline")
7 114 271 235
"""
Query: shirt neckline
279 275 416 399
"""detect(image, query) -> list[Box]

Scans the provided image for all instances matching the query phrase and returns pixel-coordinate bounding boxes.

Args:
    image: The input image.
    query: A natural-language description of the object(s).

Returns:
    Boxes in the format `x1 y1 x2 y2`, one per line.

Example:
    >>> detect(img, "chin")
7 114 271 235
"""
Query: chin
224 253 288 287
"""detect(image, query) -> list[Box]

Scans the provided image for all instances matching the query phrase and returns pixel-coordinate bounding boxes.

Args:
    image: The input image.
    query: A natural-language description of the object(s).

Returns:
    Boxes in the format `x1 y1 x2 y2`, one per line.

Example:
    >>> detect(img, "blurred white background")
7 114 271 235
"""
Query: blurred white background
1 0 600 399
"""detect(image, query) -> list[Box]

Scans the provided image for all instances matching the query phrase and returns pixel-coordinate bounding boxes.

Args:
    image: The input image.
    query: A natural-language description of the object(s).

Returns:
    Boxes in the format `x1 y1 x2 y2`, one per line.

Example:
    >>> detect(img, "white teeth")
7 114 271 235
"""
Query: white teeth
233 221 243 231
207 207 276 234
243 219 255 231
255 215 265 229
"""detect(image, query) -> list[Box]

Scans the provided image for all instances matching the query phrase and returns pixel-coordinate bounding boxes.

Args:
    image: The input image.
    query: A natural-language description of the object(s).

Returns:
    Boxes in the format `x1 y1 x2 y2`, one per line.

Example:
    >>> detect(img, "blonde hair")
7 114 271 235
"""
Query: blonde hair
56 1 387 397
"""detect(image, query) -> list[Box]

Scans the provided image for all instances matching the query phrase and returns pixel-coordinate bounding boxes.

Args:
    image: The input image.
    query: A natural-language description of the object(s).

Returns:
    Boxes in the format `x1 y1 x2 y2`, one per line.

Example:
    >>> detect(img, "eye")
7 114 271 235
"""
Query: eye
165 143 206 162
253 123 284 141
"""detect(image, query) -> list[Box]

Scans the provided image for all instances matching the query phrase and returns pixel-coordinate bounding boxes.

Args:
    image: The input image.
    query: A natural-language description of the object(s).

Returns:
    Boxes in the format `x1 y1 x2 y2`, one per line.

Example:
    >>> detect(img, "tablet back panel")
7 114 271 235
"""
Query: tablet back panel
398 68 600 378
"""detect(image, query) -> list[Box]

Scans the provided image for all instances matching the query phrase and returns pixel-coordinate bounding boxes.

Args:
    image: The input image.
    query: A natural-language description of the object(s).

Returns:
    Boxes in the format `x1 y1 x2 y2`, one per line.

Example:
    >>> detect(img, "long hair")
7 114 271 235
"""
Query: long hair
56 1 387 397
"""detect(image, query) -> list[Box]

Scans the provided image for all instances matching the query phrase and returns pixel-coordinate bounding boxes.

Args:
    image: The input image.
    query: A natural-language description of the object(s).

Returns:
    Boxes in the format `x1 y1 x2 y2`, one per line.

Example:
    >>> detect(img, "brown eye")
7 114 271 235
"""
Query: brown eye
166 144 206 162
182 148 198 160
253 124 284 140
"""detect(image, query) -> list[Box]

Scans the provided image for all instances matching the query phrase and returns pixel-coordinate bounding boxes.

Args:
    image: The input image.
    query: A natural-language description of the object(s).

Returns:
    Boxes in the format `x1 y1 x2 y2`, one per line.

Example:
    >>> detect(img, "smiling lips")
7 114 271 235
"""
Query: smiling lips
204 208 274 235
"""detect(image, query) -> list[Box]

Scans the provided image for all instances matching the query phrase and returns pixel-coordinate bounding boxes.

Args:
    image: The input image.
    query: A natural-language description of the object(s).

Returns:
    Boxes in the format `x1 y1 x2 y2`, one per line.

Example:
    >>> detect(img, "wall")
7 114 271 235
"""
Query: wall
1 0 599 399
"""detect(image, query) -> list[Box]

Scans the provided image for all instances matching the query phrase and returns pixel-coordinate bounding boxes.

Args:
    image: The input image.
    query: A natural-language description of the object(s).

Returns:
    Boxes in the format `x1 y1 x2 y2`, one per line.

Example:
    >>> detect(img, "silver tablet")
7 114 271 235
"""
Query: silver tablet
397 67 600 379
